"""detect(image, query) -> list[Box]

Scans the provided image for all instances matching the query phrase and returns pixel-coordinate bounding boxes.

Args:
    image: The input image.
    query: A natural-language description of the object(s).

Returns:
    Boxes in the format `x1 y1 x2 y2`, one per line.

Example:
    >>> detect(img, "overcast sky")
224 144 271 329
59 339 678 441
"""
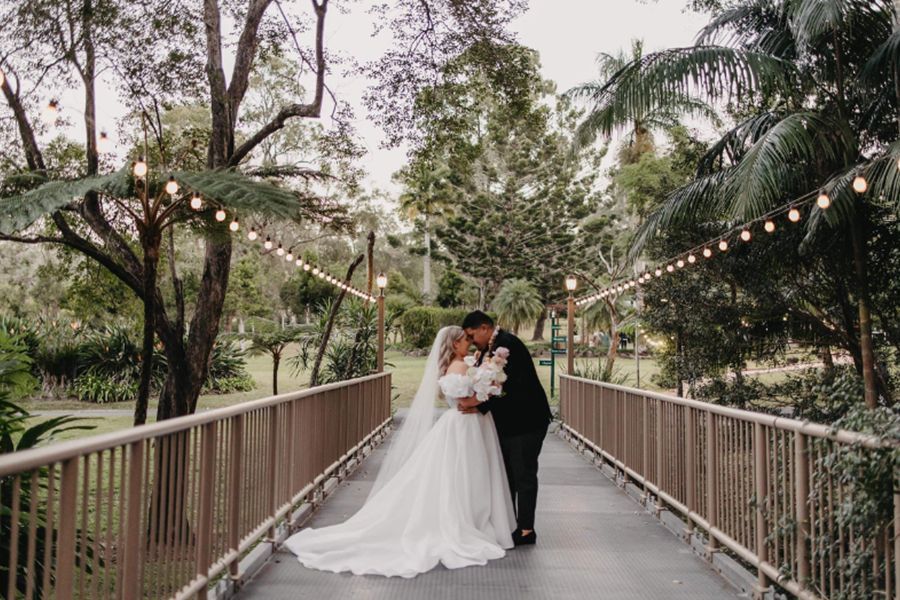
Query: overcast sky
322 0 710 194
62 0 710 196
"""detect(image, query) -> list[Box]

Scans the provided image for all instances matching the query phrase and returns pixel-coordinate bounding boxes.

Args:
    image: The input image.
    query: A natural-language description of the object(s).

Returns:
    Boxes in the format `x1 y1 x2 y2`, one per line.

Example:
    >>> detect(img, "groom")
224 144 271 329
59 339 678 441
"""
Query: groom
457 311 552 546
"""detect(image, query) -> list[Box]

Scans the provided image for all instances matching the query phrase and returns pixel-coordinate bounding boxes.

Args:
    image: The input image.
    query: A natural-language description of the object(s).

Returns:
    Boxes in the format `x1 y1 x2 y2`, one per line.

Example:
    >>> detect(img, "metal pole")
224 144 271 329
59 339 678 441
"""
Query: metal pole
376 290 385 373
567 293 575 375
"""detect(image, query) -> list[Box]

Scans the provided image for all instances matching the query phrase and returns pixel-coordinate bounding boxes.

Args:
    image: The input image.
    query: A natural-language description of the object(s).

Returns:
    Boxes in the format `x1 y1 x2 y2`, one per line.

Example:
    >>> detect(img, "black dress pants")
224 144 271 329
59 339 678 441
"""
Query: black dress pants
498 427 547 531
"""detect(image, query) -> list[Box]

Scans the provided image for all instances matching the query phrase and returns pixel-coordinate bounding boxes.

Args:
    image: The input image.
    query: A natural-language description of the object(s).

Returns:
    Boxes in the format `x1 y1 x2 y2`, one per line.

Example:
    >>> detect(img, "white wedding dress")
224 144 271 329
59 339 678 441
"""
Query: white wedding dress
284 332 515 578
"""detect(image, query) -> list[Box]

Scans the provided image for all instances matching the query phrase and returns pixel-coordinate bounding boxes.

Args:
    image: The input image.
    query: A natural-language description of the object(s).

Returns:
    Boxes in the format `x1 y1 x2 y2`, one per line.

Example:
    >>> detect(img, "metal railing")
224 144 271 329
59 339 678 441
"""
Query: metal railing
0 372 392 600
559 375 899 600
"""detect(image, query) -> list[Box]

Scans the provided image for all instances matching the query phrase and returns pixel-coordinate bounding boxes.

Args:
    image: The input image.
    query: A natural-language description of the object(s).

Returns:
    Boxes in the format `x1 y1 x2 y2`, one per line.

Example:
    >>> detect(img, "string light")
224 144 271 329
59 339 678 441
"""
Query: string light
703 247 712 258
276 244 285 256
788 207 801 222
97 131 111 153
312 267 320 275
303 264 311 271
132 157 148 178
295 258 303 267
286 251 293 262
852 175 868 194
718 239 728 252
229 219 239 232
655 268 663 277
666 264 675 273
43 99 59 124
165 176 179 196
740 229 751 242
764 220 776 233
215 209 227 222
816 192 831 210
190 194 203 210
687 254 696 264
248 228 258 241
264 236 273 250
676 259 685 268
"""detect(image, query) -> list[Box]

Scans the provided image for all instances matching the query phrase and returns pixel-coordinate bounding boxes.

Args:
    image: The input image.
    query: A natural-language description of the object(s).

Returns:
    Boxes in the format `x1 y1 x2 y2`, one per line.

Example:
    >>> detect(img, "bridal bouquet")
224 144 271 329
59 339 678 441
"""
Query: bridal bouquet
464 347 510 402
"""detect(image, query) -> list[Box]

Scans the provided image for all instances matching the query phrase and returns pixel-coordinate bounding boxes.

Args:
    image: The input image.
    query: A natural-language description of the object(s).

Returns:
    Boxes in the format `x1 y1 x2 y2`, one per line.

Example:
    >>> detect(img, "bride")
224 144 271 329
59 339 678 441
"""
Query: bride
284 326 515 578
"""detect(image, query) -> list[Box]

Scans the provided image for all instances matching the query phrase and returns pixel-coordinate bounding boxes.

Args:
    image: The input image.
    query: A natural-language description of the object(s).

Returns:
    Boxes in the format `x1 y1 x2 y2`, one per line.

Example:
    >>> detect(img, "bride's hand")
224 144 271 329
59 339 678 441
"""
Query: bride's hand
457 396 480 413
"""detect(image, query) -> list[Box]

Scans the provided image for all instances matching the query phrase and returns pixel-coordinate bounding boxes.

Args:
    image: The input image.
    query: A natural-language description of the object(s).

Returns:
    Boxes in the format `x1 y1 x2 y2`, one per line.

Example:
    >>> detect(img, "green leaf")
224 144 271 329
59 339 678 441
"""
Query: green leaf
171 169 311 221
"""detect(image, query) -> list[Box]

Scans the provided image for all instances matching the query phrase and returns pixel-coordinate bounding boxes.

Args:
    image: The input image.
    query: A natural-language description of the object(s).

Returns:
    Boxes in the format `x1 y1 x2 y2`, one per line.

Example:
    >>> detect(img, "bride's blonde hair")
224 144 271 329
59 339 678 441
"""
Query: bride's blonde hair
438 326 466 377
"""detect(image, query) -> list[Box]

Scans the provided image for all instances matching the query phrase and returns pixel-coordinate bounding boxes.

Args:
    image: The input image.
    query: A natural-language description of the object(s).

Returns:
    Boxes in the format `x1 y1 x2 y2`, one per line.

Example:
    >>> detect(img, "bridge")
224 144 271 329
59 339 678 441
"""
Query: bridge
0 372 896 599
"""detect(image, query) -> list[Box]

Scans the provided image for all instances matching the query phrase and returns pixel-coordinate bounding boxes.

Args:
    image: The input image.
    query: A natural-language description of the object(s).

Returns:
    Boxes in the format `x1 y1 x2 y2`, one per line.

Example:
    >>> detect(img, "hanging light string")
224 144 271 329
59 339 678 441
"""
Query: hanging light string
243 223 376 303
574 172 873 309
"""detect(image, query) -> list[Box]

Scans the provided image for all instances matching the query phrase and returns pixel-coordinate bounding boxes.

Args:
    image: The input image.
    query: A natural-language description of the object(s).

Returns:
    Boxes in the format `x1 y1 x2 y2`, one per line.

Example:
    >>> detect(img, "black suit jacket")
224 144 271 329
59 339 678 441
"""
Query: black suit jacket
476 330 552 436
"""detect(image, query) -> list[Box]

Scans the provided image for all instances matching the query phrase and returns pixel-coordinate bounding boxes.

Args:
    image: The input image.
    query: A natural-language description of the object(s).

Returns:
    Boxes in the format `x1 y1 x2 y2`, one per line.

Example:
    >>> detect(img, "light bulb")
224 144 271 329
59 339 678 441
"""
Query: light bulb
215 209 226 222
97 131 111 153
286 252 293 262
718 239 729 252
687 254 696 264
264 236 273 250
676 259 685 268
788 207 801 222
248 228 258 241
43 99 59 124
655 268 662 277
740 229 751 242
817 192 831 210
276 244 284 256
133 158 148 178
764 220 775 233
318 272 326 279
312 267 320 275
852 175 868 194
296 258 303 267
703 247 712 258
666 264 674 273
303 264 311 272
229 219 239 232
189 194 203 210
165 177 179 195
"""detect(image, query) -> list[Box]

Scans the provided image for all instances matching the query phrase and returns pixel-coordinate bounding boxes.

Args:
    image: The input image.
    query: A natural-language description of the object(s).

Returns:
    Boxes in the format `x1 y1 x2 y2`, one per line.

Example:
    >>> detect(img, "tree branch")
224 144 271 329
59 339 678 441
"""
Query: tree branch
227 0 328 167
309 253 364 387
227 0 275 112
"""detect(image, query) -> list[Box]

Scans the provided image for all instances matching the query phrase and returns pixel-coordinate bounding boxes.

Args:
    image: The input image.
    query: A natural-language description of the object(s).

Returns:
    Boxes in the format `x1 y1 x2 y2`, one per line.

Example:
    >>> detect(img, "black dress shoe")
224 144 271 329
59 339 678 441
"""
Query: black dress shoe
512 529 536 546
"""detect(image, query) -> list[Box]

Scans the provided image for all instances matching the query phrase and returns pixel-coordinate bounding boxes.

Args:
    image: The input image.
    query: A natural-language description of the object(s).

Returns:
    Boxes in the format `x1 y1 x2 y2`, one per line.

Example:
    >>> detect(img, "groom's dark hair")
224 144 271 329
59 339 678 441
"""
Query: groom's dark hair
462 310 494 329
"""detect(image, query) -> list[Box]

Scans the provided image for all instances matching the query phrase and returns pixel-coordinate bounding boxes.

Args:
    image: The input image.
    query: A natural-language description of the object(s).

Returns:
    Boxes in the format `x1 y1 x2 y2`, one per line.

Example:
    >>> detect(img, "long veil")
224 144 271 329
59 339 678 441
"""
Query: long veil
366 326 450 500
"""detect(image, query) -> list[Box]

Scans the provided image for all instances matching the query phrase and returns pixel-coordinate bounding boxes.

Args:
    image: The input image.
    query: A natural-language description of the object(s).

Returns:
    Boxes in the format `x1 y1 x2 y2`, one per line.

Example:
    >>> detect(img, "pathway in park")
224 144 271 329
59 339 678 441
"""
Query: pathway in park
238 427 740 599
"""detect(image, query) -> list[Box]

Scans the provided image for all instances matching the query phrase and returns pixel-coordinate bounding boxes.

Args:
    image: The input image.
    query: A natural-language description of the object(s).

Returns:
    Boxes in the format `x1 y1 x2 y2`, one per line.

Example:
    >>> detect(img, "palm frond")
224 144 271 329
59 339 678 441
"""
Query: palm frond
789 0 893 51
172 170 310 221
697 1 795 59
0 167 132 233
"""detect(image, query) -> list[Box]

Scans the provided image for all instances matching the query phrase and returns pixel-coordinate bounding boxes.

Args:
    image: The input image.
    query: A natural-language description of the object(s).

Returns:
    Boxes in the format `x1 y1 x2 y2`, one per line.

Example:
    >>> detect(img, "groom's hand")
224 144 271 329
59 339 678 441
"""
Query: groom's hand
457 396 480 414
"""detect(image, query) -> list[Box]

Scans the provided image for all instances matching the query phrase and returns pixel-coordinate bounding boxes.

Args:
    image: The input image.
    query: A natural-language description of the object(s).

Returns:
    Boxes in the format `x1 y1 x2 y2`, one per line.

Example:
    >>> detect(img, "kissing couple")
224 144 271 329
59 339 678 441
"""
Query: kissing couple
283 311 553 578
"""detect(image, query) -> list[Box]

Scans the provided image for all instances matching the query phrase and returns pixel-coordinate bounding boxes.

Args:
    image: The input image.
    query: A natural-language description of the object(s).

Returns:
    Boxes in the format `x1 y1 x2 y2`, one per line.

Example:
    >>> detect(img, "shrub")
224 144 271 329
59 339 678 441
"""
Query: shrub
72 373 139 404
399 306 470 349
203 340 256 394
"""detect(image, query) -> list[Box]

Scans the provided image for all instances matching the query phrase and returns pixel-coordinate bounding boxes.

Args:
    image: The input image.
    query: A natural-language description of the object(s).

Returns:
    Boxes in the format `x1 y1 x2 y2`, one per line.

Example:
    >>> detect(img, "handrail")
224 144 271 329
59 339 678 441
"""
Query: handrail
558 375 898 600
0 371 393 600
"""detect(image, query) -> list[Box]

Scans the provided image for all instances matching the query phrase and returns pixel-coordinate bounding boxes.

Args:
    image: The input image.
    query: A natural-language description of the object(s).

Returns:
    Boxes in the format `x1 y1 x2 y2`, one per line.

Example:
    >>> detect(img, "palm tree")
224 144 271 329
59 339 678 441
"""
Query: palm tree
570 0 900 408
396 160 455 302
492 279 544 335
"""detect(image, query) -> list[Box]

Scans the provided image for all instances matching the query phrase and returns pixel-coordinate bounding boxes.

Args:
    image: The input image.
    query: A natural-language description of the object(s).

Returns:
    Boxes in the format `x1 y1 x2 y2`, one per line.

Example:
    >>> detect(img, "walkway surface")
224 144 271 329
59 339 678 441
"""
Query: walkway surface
238 428 741 599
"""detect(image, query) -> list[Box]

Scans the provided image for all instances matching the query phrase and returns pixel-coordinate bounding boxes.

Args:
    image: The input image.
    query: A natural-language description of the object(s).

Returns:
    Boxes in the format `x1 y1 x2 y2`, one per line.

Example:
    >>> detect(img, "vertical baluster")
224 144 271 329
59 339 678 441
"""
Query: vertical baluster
195 422 217 600
121 442 143 600
684 407 695 540
228 414 244 581
754 423 770 595
7 474 20 600
26 471 39 600
706 412 719 557
267 407 279 541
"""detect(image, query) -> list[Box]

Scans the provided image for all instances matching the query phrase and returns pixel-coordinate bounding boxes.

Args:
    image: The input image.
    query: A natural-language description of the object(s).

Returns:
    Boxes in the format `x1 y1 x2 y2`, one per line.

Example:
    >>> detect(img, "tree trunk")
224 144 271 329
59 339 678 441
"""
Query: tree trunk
532 308 547 341
423 220 432 301
602 302 620 381
366 231 375 294
309 254 365 387
850 215 879 408
135 233 161 427
272 352 280 396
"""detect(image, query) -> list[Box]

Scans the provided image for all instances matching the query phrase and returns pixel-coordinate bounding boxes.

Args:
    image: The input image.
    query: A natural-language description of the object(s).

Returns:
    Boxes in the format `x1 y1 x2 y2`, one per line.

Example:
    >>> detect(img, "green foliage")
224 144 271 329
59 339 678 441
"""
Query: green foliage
492 279 544 335
224 254 271 321
813 404 900 599
399 306 471 349
435 269 467 308
203 341 256 394
279 266 336 320
0 332 94 597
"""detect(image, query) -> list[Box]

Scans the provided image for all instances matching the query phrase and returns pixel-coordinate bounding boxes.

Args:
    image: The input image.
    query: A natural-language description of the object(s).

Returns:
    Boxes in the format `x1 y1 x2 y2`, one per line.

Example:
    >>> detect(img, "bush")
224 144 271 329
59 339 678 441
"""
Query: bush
72 373 139 404
203 340 256 394
399 307 470 349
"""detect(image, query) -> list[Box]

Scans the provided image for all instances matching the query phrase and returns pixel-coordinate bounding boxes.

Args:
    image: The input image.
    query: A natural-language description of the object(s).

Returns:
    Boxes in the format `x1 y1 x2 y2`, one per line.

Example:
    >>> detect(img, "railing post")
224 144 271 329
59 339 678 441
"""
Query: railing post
566 294 575 376
196 422 217 600
121 440 144 600
55 458 79 600
655 398 664 515
376 291 385 373
267 407 279 540
893 462 899 600
642 394 649 503
227 414 244 581
705 411 719 557
684 406 695 541
754 422 770 597
795 432 811 589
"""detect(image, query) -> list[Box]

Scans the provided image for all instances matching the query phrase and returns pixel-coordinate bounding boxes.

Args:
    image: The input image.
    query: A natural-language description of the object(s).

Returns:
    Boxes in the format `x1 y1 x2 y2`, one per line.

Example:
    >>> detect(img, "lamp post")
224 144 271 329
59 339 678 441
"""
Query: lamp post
376 272 387 372
565 275 577 375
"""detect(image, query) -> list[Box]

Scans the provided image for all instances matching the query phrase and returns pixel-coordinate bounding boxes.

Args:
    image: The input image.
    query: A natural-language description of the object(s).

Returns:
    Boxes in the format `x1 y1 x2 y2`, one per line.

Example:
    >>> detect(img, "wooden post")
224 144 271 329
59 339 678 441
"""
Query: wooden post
377 289 385 373
567 293 575 376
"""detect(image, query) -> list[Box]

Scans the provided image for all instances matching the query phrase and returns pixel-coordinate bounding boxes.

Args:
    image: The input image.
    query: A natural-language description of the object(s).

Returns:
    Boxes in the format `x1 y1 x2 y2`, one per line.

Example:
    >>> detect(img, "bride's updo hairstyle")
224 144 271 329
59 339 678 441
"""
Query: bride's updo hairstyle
438 326 466 377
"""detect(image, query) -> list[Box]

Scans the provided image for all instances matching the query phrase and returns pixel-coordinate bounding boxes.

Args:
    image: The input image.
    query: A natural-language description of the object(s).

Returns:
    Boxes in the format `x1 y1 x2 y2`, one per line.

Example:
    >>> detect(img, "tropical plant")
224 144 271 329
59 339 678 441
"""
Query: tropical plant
492 279 544 335
242 323 306 395
0 331 94 597
570 0 900 407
